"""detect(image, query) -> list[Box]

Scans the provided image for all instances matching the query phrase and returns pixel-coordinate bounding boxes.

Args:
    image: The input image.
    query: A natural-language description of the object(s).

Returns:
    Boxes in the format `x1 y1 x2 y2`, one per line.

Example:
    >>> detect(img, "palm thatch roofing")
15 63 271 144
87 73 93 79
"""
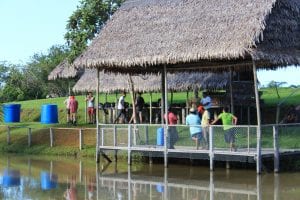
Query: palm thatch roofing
74 0 300 73
48 59 82 80
72 69 229 93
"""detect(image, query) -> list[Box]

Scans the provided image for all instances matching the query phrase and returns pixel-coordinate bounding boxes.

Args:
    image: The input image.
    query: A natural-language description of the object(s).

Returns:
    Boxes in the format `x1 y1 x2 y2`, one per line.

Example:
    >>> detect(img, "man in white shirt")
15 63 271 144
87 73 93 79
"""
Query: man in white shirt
114 92 127 123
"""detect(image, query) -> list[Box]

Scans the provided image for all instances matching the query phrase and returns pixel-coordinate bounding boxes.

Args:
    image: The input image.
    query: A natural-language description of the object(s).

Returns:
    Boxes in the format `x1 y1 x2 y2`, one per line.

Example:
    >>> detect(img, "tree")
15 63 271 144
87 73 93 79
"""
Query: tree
267 81 287 99
65 0 124 61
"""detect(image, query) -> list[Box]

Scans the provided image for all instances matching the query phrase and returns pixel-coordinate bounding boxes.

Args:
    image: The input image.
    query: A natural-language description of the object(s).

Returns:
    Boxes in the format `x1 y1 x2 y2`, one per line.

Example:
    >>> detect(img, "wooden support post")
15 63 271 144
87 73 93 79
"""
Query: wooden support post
163 64 168 168
253 60 262 174
247 126 250 153
273 126 279 173
50 128 53 147
79 160 82 183
209 172 214 200
28 128 31 147
182 108 186 124
128 125 132 165
109 108 113 124
7 126 10 145
150 92 153 124
79 129 83 150
209 126 214 171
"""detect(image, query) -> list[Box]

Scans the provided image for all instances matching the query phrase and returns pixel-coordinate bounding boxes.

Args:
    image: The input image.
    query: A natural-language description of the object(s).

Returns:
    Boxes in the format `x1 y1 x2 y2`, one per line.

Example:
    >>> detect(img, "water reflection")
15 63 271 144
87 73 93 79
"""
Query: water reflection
0 155 299 199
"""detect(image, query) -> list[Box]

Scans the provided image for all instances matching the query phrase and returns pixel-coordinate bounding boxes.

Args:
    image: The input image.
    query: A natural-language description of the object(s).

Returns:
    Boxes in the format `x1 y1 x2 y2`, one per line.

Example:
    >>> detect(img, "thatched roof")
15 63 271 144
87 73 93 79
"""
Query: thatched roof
48 59 82 80
74 0 300 72
72 69 229 93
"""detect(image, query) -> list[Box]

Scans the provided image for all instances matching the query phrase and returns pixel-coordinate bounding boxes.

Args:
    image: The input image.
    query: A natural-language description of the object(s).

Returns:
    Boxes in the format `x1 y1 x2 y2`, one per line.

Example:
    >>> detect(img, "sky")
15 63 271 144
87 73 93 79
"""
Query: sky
0 0 299 86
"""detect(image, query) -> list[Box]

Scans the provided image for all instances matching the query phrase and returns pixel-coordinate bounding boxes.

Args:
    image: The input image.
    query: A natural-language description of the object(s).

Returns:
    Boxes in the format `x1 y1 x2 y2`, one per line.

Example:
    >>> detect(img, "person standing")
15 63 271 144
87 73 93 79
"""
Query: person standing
69 96 78 126
64 96 71 124
136 92 145 123
86 92 95 124
199 105 210 149
164 106 179 149
114 92 127 124
186 107 203 149
211 107 238 151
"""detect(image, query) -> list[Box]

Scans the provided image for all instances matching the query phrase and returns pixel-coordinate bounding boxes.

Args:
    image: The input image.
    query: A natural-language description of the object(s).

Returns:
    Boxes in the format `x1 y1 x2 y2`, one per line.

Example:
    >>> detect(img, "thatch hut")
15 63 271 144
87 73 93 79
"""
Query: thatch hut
74 0 300 72
73 0 300 173
48 59 81 80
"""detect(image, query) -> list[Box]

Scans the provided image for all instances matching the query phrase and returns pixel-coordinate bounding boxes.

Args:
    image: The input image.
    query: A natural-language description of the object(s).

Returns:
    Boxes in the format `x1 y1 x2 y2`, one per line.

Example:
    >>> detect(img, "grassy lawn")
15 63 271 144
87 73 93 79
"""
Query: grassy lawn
0 87 299 156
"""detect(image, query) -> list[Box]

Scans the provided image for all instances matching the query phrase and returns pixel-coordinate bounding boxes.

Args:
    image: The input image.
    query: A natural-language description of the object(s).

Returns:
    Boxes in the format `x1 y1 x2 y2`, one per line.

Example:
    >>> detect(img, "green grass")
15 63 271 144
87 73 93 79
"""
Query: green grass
0 87 299 156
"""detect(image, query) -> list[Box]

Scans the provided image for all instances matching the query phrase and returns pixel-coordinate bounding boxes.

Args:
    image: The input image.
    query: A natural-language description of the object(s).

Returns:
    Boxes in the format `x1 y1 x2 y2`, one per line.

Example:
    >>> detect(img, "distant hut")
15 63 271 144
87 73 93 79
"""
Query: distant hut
48 59 80 80
73 69 230 123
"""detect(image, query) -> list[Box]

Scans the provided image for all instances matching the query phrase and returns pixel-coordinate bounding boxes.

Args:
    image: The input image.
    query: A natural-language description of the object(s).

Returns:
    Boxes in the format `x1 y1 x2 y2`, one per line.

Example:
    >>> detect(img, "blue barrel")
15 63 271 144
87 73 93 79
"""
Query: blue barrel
156 184 164 193
2 169 20 187
3 104 21 123
156 127 164 146
40 171 57 190
41 104 58 124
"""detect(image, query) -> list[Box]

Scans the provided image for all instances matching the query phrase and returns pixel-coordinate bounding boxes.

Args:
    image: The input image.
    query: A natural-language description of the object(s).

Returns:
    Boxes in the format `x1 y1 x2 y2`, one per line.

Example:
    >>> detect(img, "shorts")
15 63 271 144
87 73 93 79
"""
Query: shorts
66 108 70 115
224 128 236 143
88 107 94 115
191 132 202 141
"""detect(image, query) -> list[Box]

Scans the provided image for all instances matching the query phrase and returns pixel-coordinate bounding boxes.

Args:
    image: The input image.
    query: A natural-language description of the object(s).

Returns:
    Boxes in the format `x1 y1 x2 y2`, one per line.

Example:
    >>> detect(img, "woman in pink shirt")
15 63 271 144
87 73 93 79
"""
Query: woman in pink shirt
164 106 179 149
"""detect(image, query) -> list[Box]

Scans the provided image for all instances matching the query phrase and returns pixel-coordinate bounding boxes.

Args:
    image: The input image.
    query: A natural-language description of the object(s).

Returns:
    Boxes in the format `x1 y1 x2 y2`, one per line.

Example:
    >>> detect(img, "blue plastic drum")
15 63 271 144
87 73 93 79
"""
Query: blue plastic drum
40 104 58 124
40 171 57 190
3 104 21 123
156 127 164 146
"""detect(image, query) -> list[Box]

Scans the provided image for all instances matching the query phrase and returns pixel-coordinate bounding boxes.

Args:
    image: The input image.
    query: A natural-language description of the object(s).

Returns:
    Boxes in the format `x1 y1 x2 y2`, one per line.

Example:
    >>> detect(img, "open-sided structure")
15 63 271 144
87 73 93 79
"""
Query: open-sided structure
73 0 300 173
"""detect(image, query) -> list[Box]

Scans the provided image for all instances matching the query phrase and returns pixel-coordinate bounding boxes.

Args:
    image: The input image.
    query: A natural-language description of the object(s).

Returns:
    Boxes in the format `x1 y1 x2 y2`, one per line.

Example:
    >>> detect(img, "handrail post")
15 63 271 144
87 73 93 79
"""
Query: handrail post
209 126 214 171
247 126 250 153
273 125 279 173
50 128 53 147
128 125 132 165
79 129 83 150
7 126 10 145
113 125 117 147
101 128 104 146
28 128 32 147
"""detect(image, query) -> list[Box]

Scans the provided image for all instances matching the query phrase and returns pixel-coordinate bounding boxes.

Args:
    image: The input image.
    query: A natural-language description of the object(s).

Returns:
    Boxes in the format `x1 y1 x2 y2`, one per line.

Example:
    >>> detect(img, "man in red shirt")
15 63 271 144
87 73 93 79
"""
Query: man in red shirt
69 96 78 126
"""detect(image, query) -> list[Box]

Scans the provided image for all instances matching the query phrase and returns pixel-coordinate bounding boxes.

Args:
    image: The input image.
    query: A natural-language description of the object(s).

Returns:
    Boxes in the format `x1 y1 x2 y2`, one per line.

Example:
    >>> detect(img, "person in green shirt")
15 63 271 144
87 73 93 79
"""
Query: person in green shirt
211 107 238 151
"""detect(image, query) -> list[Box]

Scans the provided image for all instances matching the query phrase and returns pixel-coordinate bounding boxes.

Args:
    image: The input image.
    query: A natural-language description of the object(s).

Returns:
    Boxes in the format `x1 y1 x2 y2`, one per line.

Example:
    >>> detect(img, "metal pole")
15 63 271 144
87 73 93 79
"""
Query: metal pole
247 126 250 153
253 60 262 174
273 126 279 173
209 126 214 171
163 64 168 168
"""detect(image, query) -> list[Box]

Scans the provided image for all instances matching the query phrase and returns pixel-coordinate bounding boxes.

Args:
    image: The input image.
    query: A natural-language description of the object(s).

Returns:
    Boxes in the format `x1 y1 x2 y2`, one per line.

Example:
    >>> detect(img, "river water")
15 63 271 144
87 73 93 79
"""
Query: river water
0 155 299 200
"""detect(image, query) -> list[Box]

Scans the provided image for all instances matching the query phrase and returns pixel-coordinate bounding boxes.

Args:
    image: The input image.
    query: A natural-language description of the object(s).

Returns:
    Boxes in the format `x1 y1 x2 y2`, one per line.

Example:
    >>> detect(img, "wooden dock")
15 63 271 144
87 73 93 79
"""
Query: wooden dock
96 124 300 173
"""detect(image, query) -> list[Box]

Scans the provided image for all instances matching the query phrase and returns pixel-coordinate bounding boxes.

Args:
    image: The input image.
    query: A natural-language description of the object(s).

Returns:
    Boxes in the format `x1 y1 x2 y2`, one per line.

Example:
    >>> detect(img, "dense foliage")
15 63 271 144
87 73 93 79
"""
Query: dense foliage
65 0 123 61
